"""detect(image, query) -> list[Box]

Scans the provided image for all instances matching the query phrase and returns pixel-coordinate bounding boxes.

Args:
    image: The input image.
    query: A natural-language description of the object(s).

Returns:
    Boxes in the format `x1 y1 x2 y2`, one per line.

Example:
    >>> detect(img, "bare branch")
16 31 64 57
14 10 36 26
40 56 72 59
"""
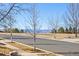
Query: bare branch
0 3 15 21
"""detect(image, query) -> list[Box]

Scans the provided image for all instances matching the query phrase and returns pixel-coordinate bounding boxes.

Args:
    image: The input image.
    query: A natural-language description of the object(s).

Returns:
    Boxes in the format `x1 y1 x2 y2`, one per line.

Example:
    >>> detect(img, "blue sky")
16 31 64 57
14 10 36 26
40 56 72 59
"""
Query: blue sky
14 3 68 30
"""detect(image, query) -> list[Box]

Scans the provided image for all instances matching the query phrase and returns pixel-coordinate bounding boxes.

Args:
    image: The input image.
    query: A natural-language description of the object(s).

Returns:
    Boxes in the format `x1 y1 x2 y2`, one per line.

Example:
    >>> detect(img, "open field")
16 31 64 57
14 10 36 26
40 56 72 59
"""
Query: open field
0 33 78 39
37 33 79 39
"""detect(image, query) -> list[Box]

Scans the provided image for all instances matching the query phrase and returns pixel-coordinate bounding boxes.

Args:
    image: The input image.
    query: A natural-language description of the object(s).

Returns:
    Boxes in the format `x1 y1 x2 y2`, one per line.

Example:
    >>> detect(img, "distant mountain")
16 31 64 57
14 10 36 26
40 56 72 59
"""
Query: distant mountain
39 30 51 33
25 29 51 33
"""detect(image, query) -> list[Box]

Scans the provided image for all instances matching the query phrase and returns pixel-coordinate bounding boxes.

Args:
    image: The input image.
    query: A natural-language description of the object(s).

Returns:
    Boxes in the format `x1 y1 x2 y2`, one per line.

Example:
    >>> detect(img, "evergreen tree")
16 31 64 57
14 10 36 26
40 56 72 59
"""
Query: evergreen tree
58 27 64 33
65 28 69 33
68 26 72 33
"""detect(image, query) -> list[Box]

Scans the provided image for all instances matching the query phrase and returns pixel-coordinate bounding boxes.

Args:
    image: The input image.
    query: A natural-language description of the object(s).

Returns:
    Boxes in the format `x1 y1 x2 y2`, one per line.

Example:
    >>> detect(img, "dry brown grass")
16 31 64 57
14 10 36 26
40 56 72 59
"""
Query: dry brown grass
8 42 44 53
37 53 56 56
8 42 56 56
0 33 77 39
37 33 77 39
0 46 13 55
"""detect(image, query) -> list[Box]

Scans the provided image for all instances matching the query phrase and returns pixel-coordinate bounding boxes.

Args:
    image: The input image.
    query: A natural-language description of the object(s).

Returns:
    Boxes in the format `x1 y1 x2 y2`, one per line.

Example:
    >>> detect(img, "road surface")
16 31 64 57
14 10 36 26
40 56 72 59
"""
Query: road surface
0 33 79 56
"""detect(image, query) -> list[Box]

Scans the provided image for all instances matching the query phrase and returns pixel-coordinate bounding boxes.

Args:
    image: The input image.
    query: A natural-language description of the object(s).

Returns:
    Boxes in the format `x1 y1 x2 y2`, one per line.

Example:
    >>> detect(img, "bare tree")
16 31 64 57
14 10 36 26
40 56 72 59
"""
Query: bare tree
0 12 15 41
0 4 16 41
0 3 28 41
65 3 79 38
0 3 23 41
25 4 40 51
0 3 15 21
48 16 59 39
7 15 15 41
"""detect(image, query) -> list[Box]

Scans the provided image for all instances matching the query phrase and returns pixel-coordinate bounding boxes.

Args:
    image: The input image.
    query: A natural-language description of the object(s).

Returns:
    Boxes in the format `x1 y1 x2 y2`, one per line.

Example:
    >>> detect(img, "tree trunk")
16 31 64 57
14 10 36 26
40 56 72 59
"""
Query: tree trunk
54 29 56 39
10 26 13 42
10 30 13 41
75 27 77 38
75 30 77 38
33 33 36 52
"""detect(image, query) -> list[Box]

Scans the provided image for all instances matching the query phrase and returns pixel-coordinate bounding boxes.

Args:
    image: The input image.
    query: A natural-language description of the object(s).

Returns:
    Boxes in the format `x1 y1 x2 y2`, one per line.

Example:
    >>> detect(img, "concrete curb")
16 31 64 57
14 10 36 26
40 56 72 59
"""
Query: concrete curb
13 41 63 56
2 39 62 56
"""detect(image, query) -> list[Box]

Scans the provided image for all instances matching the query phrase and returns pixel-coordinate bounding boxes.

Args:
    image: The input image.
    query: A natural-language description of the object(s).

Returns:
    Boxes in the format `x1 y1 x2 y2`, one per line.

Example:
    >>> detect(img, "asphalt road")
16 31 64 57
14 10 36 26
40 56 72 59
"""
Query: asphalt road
0 34 79 56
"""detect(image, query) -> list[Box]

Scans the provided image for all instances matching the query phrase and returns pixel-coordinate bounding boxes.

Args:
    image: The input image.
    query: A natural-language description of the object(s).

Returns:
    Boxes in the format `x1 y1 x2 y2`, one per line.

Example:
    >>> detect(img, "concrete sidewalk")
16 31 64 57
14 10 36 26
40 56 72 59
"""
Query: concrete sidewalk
57 38 79 44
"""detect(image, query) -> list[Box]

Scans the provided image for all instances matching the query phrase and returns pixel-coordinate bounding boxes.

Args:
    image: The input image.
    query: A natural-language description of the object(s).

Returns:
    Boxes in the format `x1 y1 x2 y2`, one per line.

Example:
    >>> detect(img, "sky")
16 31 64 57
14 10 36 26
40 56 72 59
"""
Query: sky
3 3 68 30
